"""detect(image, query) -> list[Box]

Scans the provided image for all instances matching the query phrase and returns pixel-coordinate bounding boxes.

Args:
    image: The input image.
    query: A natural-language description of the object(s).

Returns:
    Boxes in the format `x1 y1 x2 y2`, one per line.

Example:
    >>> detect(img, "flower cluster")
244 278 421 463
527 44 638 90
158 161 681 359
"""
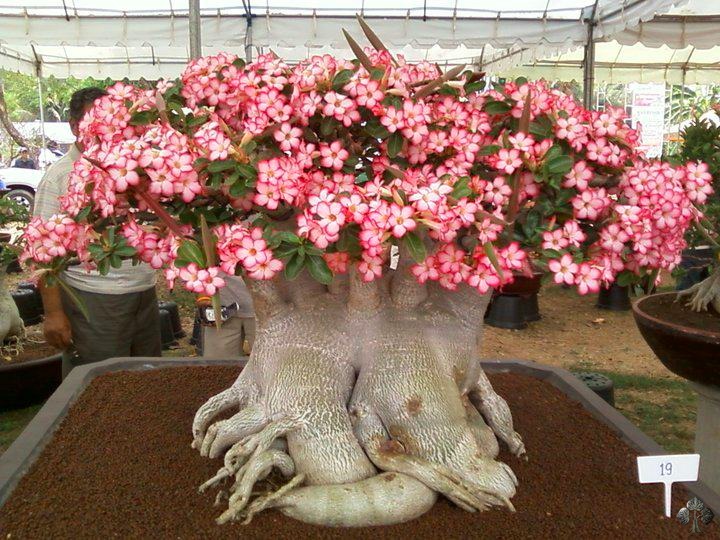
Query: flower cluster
21 48 711 297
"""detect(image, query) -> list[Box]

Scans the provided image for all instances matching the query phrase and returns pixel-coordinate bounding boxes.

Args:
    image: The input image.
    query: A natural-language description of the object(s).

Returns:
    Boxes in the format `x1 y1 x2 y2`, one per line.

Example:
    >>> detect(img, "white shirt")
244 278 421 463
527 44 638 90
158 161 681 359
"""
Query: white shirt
33 144 157 295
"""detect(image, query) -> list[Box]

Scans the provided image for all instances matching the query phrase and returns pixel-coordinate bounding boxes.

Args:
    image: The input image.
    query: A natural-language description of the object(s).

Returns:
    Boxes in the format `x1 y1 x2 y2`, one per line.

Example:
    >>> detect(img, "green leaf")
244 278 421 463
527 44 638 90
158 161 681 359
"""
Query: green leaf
354 172 369 185
464 81 484 94
232 57 246 69
113 245 137 257
545 155 574 175
529 115 554 138
98 258 110 275
483 242 505 280
403 232 427 264
177 239 206 267
237 163 257 179
615 271 639 287
364 120 390 140
75 205 92 223
109 254 122 269
306 254 333 284
387 132 403 158
107 226 116 245
186 114 209 127
207 160 236 173
274 231 302 244
129 110 158 126
514 76 528 86
284 252 306 280
332 69 354 91
478 144 501 156
273 244 300 259
542 249 562 259
370 68 385 81
451 176 473 199
229 179 249 198
484 100 512 115
320 116 336 137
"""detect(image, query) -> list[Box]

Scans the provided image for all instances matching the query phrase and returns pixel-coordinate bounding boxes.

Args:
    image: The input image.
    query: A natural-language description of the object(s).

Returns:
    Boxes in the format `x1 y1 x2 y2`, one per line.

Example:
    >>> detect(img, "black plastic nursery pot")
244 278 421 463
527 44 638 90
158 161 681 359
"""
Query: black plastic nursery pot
11 288 43 326
158 300 185 339
596 283 631 311
486 294 528 329
159 309 178 350
676 246 715 291
0 353 62 410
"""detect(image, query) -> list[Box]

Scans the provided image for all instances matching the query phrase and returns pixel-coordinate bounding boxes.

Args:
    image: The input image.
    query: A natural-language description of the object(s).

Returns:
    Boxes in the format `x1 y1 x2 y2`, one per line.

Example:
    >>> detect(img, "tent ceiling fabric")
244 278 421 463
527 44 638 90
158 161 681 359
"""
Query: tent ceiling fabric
0 0 681 79
510 0 720 84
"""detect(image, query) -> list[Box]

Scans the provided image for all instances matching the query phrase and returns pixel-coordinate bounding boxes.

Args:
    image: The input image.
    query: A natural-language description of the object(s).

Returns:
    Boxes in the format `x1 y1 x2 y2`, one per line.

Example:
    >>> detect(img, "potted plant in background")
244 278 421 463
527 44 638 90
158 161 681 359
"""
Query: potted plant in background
670 117 720 290
632 153 720 494
0 195 64 409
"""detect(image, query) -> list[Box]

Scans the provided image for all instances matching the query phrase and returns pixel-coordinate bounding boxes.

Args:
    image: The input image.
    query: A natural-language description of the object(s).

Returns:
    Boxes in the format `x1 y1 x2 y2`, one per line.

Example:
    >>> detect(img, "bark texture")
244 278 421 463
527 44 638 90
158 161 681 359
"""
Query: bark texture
193 263 524 527
0 273 24 344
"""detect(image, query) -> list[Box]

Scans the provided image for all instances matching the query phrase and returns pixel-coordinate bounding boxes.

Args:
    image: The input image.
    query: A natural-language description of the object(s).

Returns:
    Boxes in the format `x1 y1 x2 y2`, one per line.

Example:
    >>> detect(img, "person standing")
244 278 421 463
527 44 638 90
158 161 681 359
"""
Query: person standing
35 87 161 378
12 148 36 169
200 273 255 357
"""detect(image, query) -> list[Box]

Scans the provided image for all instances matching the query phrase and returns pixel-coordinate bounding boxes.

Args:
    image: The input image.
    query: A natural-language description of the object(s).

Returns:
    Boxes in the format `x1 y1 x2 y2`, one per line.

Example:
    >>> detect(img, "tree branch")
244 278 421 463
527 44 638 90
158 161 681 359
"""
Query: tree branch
0 80 30 148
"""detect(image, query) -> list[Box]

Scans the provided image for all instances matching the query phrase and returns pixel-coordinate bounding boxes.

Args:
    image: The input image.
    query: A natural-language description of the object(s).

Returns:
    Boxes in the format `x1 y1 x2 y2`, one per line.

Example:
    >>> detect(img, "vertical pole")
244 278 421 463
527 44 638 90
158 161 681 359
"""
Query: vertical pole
36 68 47 170
582 21 595 109
245 19 253 63
189 0 202 59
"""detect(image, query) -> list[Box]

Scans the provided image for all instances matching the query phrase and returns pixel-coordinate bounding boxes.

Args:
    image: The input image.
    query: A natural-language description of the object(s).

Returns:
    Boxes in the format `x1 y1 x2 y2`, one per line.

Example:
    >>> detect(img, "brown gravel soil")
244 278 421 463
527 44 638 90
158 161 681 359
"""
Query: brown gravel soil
482 284 680 379
1 327 57 365
1 365 716 540
640 292 720 332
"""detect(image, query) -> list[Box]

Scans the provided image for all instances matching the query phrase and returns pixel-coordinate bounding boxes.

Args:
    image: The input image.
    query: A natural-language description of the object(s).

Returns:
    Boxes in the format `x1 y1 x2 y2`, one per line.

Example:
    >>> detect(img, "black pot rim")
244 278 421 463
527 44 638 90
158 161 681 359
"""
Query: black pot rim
632 292 720 344
0 353 63 374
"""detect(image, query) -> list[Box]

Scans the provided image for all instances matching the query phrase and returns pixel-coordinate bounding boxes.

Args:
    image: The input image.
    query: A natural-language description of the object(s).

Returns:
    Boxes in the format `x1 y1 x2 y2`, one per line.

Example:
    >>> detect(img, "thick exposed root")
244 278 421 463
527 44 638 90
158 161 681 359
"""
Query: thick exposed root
192 368 259 449
200 404 267 458
269 473 437 527
677 268 720 313
470 370 526 458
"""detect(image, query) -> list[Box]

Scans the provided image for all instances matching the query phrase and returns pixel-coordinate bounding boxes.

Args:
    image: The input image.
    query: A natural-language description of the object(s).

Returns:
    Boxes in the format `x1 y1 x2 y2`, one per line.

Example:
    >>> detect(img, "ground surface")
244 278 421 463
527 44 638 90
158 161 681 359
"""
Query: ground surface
0 280 698 455
1 365 714 539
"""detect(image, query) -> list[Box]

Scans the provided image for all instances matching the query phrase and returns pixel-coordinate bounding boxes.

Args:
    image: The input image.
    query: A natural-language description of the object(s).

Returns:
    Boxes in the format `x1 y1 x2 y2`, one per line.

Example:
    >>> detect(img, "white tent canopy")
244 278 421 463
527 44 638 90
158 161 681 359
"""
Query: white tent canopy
0 0 681 79
508 0 720 84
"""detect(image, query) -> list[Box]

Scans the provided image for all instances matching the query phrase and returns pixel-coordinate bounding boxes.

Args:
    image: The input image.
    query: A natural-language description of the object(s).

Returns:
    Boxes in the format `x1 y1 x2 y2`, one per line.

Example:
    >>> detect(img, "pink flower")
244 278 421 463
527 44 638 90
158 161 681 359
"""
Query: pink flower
178 264 226 295
575 263 601 295
387 204 416 238
319 141 349 170
548 254 579 285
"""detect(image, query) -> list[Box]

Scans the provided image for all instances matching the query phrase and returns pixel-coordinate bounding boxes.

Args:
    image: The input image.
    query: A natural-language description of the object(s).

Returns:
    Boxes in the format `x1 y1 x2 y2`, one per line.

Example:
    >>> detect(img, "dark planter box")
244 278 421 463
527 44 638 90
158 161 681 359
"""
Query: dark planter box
0 354 62 410
1 358 719 516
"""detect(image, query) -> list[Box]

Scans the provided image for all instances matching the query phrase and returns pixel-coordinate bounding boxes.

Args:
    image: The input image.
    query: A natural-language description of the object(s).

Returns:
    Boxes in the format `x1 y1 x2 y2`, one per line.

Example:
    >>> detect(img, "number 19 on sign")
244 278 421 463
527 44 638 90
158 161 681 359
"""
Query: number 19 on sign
637 454 700 517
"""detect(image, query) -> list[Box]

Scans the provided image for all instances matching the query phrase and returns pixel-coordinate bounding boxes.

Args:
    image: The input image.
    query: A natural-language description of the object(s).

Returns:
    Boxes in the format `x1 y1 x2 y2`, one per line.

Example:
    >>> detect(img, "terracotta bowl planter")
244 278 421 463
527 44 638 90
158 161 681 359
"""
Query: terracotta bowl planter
0 353 63 410
632 292 720 387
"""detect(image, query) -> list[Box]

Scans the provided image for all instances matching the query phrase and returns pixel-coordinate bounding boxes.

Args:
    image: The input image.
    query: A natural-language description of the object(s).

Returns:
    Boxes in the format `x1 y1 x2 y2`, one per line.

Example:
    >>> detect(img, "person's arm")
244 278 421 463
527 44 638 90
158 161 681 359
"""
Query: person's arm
34 163 72 349
39 279 72 349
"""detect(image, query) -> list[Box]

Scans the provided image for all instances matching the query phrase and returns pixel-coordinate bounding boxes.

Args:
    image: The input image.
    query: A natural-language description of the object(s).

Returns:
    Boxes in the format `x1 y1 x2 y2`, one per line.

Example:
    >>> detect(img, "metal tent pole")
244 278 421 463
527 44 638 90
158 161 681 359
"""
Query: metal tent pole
243 0 253 63
36 68 47 170
189 0 202 59
582 1 599 109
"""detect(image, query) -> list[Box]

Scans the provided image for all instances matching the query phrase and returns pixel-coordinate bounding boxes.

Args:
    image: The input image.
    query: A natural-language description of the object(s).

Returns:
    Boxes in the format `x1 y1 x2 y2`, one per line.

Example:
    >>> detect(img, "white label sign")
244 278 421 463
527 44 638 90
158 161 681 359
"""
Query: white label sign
637 454 700 517
629 82 666 159
390 245 400 270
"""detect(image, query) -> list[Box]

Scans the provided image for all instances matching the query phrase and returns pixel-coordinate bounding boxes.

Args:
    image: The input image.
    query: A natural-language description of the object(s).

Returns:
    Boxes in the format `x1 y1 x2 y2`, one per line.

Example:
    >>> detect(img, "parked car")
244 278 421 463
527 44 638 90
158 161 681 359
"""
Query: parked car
0 167 44 211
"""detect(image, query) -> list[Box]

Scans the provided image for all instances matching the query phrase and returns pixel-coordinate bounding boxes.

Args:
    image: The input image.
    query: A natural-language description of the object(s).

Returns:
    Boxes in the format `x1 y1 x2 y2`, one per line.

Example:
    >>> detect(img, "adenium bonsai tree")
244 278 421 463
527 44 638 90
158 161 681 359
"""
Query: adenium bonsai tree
0 196 27 347
21 21 713 527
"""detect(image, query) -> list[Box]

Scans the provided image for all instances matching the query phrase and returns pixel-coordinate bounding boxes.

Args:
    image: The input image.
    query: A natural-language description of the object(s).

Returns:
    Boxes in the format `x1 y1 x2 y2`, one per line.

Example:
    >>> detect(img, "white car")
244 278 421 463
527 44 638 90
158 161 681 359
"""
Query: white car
0 167 44 211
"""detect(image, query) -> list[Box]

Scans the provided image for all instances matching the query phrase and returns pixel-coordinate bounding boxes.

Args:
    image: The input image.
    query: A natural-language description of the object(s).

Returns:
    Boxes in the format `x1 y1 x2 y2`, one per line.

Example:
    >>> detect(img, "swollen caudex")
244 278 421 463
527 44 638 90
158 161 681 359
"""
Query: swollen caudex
192 268 522 526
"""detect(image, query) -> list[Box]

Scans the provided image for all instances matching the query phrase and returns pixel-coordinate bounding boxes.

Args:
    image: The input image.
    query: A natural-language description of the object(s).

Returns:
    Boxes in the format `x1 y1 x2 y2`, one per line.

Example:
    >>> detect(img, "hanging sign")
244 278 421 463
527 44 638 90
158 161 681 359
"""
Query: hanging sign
629 83 666 159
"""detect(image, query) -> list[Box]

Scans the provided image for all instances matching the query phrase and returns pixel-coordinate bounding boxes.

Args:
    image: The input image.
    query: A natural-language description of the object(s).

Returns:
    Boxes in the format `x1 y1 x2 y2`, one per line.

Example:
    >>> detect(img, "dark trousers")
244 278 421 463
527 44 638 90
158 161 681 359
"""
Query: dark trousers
60 286 162 378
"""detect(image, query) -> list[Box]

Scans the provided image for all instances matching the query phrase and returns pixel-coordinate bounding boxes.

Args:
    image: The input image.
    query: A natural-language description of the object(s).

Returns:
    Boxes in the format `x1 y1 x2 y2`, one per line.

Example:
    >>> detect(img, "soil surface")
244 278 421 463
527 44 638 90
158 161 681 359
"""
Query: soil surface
0 365 714 539
639 293 720 333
